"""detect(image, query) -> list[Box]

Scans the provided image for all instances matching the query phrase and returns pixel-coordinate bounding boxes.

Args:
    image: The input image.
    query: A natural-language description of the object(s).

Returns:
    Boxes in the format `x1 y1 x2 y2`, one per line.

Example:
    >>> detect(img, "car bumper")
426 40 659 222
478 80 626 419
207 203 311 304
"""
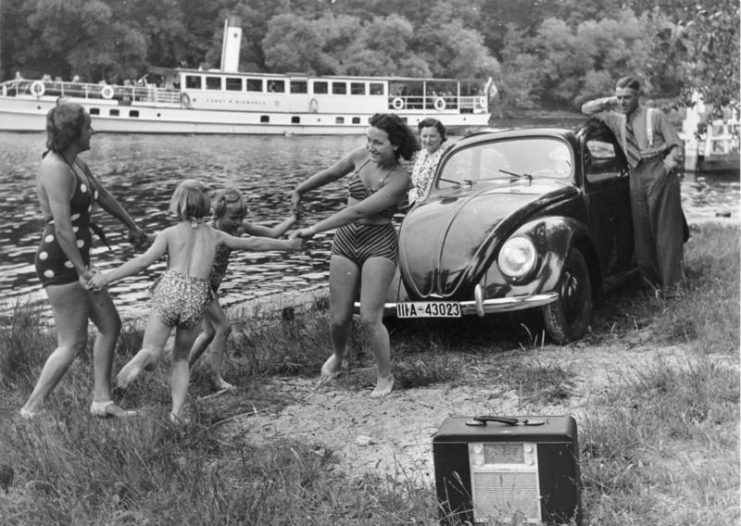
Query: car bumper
354 284 559 318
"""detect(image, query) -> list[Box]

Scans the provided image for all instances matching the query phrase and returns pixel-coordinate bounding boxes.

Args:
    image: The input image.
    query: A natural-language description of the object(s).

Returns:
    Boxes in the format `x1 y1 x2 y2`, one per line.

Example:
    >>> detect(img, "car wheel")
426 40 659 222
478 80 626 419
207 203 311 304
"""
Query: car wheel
542 247 593 344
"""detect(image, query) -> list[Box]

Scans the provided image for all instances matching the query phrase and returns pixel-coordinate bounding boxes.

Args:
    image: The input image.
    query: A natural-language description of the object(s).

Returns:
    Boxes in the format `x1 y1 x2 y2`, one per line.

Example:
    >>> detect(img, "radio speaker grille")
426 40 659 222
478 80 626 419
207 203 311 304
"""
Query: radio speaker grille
471 471 540 522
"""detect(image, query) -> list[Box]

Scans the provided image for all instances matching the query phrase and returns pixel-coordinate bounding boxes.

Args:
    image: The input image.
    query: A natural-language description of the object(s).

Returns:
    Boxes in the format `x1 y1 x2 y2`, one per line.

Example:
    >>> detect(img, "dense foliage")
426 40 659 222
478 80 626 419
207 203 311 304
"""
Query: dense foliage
0 0 737 113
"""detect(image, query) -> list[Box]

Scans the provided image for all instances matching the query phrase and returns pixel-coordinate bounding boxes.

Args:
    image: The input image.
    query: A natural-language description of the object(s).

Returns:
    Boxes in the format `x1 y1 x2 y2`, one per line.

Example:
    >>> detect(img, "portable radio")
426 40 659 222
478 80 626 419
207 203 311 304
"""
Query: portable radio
432 415 581 526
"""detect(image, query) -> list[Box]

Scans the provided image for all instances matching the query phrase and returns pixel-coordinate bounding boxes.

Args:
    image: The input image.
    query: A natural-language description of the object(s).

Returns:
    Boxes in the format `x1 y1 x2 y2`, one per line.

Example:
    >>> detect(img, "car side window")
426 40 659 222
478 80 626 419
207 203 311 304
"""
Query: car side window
585 138 620 183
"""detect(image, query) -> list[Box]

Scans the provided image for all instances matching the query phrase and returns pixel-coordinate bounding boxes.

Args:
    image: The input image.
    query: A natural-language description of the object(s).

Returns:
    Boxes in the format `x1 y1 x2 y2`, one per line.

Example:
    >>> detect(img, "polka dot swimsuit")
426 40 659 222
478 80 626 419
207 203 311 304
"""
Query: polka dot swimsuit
34 158 99 286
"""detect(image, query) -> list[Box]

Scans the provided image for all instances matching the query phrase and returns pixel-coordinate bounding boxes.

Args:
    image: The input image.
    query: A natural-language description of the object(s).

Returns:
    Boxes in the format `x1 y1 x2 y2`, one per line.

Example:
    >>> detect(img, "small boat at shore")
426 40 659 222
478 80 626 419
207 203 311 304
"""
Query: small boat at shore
695 120 740 175
0 19 491 136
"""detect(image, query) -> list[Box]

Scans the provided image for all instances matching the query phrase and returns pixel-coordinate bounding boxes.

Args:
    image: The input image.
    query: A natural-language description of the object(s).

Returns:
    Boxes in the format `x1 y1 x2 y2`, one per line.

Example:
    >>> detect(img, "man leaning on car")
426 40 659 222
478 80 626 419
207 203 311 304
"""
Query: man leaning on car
581 75 686 298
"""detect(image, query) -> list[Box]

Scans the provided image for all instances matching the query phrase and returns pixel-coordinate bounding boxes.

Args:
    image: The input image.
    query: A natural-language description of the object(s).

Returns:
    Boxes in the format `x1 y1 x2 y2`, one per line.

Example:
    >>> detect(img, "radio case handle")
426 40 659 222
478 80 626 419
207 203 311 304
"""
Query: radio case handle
466 415 545 427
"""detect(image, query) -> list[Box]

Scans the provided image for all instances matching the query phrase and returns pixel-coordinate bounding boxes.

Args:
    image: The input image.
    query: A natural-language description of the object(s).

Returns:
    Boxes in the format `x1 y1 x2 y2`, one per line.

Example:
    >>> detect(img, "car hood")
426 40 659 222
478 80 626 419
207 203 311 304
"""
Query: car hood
398 180 578 298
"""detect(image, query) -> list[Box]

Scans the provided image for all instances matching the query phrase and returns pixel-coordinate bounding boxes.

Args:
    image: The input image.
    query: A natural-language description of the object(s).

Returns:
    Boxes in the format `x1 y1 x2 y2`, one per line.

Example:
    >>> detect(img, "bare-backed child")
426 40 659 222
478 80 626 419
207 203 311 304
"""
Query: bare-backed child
188 186 297 390
89 180 302 422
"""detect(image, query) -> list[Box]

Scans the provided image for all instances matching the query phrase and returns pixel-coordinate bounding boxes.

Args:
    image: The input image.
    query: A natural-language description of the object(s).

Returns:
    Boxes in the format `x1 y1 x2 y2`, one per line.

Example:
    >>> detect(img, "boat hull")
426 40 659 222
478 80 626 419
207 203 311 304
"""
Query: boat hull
0 95 490 135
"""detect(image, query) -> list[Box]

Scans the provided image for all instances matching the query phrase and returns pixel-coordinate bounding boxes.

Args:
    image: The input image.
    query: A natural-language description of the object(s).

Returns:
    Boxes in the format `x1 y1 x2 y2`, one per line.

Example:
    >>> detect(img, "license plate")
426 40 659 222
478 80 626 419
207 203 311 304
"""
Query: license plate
396 301 461 318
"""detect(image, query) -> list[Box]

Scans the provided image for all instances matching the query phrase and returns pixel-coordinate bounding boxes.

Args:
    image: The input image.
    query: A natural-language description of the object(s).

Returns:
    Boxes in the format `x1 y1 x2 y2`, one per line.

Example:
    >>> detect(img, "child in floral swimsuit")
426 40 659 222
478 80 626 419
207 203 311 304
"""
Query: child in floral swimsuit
188 186 297 390
90 180 302 423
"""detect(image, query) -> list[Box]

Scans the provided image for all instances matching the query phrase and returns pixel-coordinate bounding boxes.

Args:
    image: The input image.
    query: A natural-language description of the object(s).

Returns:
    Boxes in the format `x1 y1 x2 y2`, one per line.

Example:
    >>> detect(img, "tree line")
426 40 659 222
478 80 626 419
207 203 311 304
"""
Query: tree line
1 0 737 115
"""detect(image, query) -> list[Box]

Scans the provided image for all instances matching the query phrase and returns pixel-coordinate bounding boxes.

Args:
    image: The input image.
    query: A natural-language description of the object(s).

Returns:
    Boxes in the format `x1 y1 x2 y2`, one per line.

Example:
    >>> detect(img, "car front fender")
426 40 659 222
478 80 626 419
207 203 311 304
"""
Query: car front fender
480 216 593 299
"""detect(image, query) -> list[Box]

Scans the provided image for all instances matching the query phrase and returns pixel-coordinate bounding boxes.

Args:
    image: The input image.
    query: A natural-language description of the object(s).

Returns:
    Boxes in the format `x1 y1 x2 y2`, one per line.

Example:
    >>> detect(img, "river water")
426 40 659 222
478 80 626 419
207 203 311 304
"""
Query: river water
1 130 738 321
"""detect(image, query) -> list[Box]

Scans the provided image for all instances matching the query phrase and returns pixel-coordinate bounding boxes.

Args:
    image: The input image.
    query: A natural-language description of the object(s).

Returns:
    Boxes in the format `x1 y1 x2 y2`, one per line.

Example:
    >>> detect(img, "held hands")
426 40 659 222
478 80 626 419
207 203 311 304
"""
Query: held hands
128 226 151 249
87 269 109 292
295 226 316 239
287 236 305 251
78 267 96 291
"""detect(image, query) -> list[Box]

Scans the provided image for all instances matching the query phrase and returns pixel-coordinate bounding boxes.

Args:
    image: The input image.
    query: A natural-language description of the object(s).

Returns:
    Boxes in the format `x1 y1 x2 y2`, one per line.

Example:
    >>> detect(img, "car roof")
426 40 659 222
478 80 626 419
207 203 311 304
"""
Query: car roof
456 126 580 148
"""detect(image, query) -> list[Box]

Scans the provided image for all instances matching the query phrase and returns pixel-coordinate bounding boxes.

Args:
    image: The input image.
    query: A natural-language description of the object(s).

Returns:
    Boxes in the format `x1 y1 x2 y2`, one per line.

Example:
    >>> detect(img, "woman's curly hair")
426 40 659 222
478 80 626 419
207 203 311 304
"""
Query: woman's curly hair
369 113 419 161
45 103 87 153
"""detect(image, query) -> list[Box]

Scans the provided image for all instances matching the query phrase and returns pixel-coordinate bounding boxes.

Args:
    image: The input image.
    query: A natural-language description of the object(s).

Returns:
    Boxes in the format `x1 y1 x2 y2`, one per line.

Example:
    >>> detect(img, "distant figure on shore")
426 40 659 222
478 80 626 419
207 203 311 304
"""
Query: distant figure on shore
582 75 686 297
20 102 148 419
408 118 451 205
291 113 418 398
89 179 302 423
187 186 297 391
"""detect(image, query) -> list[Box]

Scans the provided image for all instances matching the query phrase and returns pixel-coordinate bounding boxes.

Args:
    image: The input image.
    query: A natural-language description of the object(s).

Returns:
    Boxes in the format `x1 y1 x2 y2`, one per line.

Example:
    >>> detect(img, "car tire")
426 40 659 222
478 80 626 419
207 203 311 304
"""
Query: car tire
542 247 592 344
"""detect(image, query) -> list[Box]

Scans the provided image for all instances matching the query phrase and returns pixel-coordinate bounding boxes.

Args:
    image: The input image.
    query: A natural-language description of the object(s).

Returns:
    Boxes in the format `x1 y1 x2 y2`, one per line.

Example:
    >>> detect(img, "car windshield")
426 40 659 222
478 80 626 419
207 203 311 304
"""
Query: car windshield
432 137 573 194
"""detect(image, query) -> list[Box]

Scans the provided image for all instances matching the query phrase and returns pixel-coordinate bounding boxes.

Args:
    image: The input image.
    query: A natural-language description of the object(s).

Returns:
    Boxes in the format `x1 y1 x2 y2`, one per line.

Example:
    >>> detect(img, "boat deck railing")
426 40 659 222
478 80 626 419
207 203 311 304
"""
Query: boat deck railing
386 94 486 113
1 79 181 105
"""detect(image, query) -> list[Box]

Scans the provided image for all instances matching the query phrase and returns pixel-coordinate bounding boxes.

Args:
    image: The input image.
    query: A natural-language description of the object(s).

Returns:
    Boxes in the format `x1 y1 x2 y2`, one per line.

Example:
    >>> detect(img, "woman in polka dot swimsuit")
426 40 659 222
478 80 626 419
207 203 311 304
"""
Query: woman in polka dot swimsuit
20 103 148 419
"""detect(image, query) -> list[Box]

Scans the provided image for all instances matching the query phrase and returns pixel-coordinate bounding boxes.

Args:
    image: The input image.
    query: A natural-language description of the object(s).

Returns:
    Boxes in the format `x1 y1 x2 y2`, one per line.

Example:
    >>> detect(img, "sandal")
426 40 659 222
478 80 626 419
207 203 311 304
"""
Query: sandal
19 407 42 419
90 401 137 418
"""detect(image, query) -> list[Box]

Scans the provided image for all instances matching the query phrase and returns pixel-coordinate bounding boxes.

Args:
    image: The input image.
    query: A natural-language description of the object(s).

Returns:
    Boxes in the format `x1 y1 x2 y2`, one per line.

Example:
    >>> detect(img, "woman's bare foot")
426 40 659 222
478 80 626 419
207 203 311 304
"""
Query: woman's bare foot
369 374 394 398
117 350 156 388
317 354 343 386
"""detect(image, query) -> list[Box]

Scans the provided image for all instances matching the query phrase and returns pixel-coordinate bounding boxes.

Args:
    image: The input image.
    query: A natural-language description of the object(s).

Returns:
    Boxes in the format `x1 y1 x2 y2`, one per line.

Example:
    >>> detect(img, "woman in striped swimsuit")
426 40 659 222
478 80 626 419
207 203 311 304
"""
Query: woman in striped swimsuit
292 113 418 397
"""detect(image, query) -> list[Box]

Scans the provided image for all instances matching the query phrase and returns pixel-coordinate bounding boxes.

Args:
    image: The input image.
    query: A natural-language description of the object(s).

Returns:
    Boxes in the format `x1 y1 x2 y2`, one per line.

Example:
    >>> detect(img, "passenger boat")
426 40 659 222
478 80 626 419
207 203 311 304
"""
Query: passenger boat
0 19 491 135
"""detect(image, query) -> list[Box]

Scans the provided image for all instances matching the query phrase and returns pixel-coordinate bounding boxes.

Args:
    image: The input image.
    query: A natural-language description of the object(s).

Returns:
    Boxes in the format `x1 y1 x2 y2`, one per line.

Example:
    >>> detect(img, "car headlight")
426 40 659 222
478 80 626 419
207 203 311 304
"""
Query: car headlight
498 236 537 279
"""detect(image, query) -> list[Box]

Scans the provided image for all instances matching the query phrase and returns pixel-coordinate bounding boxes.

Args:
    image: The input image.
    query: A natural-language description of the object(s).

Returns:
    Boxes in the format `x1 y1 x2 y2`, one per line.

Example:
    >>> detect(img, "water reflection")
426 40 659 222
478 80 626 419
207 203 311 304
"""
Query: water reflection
0 133 357 319
1 132 738 321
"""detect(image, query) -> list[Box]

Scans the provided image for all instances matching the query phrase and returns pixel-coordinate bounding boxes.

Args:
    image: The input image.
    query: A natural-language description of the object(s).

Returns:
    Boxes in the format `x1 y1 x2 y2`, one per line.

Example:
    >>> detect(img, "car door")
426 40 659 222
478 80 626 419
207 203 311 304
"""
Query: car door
581 125 634 280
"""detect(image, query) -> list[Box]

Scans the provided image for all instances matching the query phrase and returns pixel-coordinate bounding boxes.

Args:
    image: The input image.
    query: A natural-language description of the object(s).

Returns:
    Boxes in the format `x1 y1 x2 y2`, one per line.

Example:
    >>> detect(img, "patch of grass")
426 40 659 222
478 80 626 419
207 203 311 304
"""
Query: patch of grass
0 223 738 525
589 223 740 353
580 355 739 525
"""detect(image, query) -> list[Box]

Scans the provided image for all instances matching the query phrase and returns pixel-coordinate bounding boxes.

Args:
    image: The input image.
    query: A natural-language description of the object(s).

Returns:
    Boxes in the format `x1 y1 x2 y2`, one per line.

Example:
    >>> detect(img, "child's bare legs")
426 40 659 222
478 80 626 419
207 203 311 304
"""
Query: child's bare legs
321 255 361 383
117 311 171 388
171 325 200 420
188 301 233 390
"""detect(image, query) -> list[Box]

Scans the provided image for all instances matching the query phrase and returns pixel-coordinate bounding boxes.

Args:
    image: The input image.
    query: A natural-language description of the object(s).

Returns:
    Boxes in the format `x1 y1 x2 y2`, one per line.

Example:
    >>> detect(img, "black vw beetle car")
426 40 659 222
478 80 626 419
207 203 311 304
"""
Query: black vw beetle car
380 120 637 343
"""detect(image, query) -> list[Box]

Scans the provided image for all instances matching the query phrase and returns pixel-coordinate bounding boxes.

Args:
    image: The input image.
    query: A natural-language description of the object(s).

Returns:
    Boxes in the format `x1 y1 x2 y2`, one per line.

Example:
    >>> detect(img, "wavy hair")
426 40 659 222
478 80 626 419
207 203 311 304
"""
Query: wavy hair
169 179 211 223
212 186 247 220
45 103 87 153
616 76 641 93
369 113 419 161
417 118 447 142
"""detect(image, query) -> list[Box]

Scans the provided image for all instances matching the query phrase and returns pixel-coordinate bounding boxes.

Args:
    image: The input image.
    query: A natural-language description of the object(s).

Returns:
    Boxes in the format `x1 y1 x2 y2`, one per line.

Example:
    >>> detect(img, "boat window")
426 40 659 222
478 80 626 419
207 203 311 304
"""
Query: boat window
185 75 202 89
332 82 347 95
369 83 384 95
336 117 345 124
313 81 328 95
290 81 308 94
205 76 221 90
225 77 242 91
129 110 139 118
90 108 100 115
292 116 301 124
246 79 262 92
109 109 120 117
352 117 361 124
267 80 285 93
350 82 365 95
260 115 270 123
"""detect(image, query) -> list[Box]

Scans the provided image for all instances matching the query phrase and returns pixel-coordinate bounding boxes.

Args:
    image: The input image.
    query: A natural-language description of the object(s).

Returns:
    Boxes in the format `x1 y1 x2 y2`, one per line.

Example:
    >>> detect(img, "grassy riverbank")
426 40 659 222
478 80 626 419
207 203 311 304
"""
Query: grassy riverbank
1 222 738 525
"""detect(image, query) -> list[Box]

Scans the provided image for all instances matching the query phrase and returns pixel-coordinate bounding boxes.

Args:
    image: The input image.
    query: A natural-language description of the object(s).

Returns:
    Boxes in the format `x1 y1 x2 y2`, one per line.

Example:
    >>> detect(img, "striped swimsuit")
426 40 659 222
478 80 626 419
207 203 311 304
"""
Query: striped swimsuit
330 160 399 266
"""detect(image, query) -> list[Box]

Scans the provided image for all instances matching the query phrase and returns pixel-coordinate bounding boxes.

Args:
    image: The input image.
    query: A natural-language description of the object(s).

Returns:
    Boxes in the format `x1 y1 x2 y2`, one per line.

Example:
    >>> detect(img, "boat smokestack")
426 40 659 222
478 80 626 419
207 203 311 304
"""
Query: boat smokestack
220 15 242 72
